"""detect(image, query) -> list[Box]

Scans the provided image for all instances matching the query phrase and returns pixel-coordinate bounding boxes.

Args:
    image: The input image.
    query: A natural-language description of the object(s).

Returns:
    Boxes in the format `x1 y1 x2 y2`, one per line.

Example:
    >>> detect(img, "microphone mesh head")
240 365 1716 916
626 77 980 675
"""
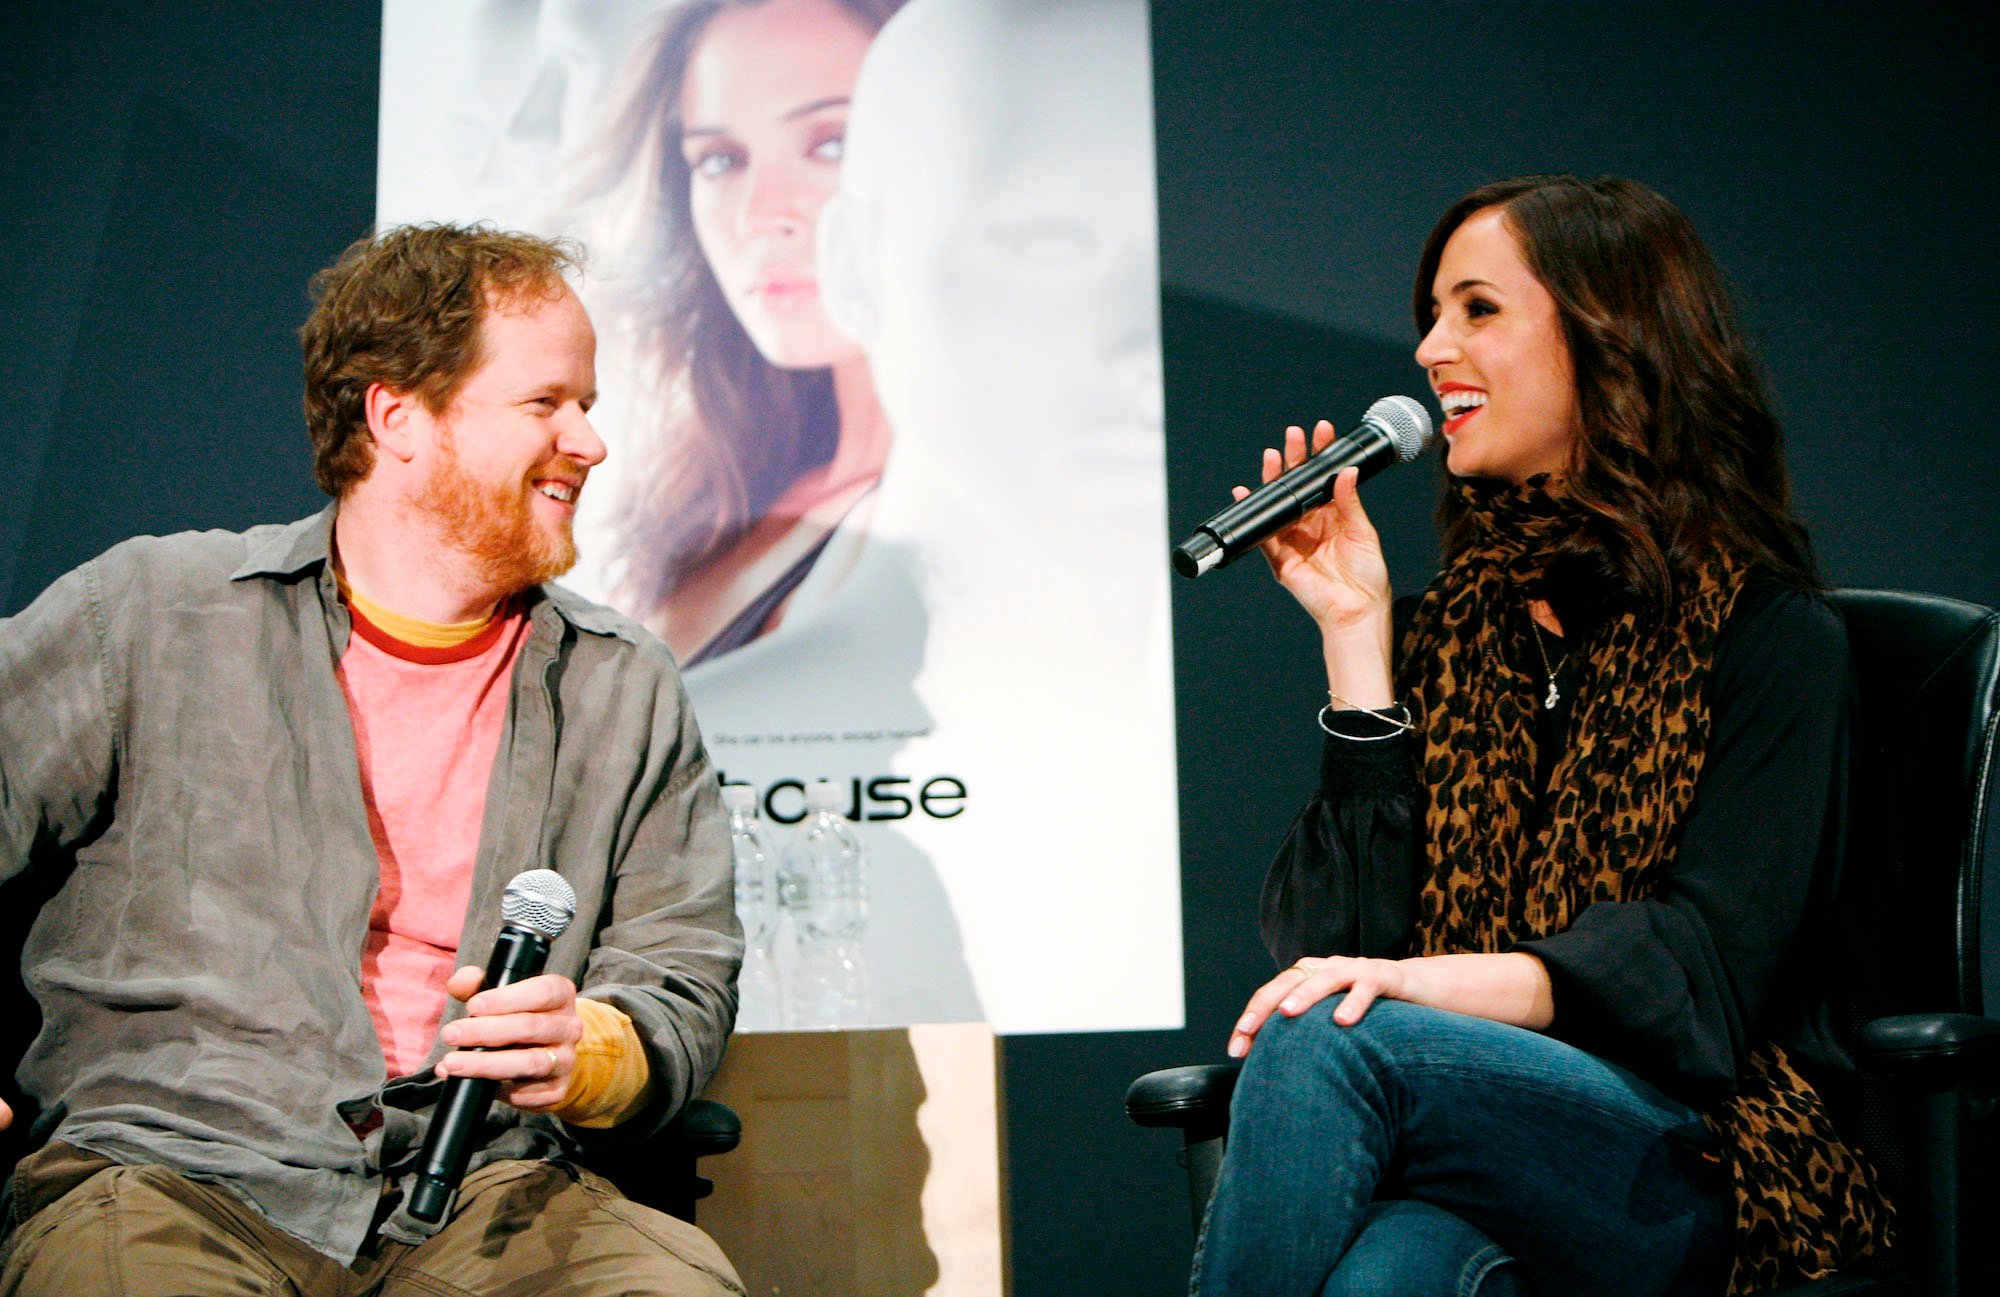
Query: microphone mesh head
1365 395 1435 463
502 869 578 939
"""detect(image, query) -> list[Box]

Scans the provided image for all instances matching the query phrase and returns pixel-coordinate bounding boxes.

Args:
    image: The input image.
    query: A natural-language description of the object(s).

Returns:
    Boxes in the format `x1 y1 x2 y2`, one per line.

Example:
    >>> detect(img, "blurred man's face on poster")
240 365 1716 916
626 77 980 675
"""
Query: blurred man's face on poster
835 0 1162 483
680 0 875 370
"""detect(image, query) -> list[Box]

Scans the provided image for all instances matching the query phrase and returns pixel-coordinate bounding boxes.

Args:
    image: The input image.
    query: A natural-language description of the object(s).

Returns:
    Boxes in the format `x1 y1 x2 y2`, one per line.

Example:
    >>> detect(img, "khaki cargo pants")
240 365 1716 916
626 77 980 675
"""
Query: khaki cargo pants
0 1143 744 1296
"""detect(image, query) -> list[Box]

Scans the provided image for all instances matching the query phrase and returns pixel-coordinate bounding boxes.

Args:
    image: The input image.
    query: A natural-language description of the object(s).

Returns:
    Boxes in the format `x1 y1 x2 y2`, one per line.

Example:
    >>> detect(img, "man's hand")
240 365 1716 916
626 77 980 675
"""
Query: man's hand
438 967 583 1112
0 1095 12 1131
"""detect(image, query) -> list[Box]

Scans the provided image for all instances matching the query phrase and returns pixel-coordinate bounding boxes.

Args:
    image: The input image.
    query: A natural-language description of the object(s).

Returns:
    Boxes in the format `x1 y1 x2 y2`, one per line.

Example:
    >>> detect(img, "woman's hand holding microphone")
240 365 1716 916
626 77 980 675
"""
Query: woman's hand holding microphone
1234 420 1396 708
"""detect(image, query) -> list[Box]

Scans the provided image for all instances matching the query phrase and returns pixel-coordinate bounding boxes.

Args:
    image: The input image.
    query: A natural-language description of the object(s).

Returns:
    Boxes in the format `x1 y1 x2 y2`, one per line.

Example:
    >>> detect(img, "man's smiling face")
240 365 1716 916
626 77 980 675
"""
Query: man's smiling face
412 284 605 593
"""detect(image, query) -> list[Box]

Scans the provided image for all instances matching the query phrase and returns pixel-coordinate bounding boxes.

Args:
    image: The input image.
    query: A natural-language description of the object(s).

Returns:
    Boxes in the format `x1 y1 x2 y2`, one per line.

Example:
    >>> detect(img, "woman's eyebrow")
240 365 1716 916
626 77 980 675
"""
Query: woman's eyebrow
1449 277 1496 295
782 95 851 121
682 95 851 138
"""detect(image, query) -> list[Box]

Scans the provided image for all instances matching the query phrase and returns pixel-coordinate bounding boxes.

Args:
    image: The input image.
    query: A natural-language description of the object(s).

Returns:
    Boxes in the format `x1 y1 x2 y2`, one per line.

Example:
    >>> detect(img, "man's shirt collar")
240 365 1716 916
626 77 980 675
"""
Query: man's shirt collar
229 504 640 646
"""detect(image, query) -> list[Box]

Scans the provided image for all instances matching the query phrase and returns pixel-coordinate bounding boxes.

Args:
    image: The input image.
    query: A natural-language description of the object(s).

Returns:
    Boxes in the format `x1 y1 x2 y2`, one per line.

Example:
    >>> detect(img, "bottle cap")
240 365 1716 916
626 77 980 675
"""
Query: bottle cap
721 784 758 813
806 779 846 812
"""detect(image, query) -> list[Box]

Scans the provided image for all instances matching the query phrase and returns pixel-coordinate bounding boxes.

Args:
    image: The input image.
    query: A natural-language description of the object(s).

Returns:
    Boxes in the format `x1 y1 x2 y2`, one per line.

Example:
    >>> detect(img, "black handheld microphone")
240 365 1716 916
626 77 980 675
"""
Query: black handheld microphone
1171 396 1435 578
405 869 578 1225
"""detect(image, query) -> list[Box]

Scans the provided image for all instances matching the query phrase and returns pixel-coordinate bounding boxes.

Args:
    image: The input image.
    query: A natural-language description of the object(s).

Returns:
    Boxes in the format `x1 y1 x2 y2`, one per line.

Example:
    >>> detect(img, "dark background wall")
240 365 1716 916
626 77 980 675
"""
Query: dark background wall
4 3 1994 1294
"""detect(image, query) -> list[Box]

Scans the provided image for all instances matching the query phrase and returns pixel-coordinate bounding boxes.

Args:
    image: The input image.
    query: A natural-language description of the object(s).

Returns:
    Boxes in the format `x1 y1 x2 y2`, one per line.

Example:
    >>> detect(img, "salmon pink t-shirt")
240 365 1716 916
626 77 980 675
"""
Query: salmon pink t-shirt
336 599 529 1079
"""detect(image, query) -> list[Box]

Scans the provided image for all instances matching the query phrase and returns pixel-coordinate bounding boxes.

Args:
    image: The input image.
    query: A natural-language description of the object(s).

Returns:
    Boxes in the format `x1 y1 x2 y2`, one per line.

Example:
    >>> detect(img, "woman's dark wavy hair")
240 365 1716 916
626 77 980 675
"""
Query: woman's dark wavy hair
1413 175 1817 617
575 0 904 619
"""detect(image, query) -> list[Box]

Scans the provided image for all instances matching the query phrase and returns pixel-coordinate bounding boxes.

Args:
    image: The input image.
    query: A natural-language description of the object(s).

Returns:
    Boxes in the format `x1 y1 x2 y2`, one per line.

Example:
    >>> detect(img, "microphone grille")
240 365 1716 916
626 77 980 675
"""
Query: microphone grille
1365 395 1435 463
502 869 578 940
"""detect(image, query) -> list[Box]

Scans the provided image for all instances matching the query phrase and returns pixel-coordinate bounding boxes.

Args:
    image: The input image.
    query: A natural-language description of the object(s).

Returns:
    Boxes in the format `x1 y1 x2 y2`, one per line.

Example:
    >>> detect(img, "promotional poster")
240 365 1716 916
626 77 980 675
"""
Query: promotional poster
378 0 1182 1032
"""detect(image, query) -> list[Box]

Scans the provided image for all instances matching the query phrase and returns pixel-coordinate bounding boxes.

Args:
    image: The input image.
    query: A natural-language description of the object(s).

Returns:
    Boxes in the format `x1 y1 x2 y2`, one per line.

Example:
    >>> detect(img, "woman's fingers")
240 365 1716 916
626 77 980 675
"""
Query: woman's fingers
1227 960 1351 1057
1252 419 1336 492
1236 421 1383 614
1329 958 1405 1025
1283 424 1308 470
1330 466 1382 544
1226 958 1408 1056
1276 962 1345 1016
1332 982 1380 1025
1227 965 1313 1057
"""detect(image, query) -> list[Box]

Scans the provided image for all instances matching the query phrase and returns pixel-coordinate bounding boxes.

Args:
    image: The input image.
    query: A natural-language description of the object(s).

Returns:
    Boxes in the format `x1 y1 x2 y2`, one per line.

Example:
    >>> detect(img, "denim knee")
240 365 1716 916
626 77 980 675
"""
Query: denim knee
1318 1199 1529 1297
1236 996 1363 1093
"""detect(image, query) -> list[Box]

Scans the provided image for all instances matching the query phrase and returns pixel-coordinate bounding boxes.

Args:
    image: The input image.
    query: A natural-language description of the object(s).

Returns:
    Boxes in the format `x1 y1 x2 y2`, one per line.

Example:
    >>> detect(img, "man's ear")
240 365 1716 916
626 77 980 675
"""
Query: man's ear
817 190 879 345
363 382 424 464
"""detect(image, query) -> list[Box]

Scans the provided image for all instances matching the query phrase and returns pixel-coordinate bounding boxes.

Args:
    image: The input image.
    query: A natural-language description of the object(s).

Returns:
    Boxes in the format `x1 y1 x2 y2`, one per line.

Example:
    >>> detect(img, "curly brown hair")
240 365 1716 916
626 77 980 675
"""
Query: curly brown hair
300 223 582 496
1413 176 1817 617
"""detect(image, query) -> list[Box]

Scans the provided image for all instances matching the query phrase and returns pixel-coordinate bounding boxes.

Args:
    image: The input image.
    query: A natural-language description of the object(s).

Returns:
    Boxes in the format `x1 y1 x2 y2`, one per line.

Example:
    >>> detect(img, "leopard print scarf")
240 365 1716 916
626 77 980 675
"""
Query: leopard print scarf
1397 477 1890 1294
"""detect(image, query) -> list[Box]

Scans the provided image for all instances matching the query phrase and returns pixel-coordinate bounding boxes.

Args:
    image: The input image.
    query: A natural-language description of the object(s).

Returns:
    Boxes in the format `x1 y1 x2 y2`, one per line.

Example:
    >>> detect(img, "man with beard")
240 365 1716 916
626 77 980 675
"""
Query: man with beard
0 226 744 1295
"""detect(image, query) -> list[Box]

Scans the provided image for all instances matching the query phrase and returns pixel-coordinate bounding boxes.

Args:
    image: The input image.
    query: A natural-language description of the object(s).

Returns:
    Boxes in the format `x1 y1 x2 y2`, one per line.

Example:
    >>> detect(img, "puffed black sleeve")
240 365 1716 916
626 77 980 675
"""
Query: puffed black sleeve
1259 724 1422 969
1515 583 1850 1103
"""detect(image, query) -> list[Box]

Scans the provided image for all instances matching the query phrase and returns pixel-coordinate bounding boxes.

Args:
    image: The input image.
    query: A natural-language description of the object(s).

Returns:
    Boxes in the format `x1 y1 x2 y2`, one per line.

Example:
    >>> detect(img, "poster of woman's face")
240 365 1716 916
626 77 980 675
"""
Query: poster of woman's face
681 1 872 370
378 0 1184 1036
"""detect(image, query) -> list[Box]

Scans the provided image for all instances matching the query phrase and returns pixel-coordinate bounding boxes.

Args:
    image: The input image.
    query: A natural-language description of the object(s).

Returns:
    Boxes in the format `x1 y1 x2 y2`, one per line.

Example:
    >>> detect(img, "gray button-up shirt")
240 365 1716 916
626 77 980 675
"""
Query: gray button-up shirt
0 509 740 1263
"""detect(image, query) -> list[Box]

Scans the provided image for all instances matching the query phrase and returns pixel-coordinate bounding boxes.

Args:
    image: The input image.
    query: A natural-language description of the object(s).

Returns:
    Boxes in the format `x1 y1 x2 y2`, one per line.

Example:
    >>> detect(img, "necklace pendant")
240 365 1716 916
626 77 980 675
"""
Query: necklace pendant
1544 679 1561 710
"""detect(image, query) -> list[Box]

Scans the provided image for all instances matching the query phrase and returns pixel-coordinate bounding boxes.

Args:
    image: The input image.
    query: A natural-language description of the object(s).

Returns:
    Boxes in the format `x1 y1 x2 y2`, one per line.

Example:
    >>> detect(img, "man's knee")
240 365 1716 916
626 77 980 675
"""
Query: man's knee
391 1160 745 1297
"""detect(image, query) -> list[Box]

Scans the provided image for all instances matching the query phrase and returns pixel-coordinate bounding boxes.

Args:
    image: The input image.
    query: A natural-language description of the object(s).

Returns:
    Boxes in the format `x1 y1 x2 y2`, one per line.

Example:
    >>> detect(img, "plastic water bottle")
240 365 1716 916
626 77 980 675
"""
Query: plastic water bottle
722 784 780 1030
783 779 870 1027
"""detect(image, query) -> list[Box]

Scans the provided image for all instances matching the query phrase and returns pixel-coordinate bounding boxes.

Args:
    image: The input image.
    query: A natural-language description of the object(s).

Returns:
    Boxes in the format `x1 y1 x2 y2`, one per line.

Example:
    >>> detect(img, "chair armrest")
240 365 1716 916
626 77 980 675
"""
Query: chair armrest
1124 1063 1240 1131
1852 1013 1999 1297
579 1097 742 1223
1126 1064 1243 1232
660 1097 743 1158
1854 1013 2000 1083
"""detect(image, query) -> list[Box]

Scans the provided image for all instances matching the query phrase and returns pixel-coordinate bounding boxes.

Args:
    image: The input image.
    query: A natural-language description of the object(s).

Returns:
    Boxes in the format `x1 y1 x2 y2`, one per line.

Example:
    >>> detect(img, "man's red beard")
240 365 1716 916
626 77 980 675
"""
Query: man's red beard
415 430 583 595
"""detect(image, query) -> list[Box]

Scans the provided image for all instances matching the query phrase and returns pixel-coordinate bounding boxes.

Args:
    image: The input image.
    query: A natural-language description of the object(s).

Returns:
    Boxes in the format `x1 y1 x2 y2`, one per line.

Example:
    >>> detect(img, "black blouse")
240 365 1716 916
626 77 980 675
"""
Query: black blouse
1259 578 1853 1106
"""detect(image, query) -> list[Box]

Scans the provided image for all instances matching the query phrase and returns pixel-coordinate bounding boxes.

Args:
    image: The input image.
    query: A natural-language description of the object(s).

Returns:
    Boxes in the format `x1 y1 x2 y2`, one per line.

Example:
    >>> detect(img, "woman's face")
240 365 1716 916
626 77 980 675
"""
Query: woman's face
680 0 874 370
1415 206 1579 485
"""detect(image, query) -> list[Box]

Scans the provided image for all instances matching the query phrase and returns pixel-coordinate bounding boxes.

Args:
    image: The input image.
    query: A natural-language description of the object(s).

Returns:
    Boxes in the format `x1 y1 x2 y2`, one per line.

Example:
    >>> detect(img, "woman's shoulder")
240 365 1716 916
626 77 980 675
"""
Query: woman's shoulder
1713 570 1849 703
1723 571 1844 647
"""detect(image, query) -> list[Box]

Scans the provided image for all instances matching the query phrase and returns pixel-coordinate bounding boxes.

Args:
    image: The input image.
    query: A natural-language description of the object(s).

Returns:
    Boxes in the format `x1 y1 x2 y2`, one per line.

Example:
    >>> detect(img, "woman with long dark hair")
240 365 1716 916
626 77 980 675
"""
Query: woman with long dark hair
574 0 905 666
1192 176 1889 1295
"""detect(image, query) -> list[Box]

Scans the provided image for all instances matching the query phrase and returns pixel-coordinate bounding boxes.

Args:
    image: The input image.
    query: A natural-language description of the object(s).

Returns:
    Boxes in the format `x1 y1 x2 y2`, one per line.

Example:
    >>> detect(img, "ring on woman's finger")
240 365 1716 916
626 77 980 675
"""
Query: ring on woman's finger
544 1047 560 1076
1292 962 1318 978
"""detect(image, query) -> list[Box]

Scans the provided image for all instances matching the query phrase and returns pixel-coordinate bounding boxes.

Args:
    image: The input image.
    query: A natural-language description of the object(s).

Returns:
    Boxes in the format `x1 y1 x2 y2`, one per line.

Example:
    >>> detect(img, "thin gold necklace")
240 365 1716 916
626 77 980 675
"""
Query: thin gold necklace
1530 619 1569 711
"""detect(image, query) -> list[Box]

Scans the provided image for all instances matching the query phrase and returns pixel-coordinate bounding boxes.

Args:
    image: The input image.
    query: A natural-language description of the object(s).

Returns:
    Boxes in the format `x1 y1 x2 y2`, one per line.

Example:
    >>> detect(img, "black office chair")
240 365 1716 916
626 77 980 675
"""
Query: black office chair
585 1095 742 1223
1129 589 2000 1296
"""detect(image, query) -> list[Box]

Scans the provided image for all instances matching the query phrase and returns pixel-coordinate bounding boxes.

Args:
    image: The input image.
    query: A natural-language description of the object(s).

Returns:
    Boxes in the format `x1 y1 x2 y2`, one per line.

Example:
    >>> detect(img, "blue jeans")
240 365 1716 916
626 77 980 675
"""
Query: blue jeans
1190 998 1733 1297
